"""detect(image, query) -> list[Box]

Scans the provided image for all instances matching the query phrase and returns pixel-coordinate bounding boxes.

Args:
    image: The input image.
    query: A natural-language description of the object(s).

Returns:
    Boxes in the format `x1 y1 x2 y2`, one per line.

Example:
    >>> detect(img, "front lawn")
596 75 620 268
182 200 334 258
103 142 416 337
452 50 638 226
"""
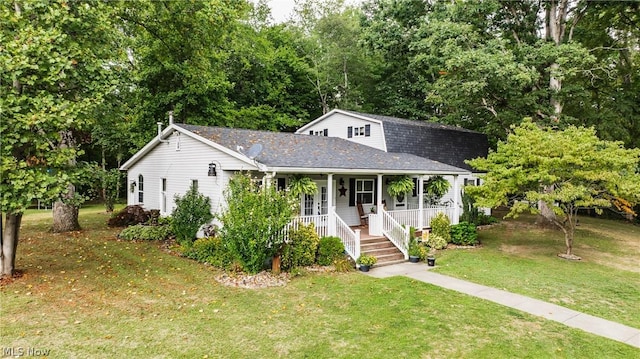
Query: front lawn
0 208 637 357
435 214 640 329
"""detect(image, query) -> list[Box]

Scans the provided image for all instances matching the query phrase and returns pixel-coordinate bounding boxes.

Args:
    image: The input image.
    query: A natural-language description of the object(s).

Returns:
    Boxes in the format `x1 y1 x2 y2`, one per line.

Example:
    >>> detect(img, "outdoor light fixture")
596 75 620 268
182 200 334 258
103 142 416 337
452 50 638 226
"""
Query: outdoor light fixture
208 162 217 177
339 178 344 186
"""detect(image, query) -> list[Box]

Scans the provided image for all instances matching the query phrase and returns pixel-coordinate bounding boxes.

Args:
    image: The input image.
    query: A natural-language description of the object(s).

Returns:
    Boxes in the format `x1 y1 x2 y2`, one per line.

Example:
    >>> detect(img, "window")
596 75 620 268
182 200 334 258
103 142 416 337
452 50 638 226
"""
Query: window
138 174 144 203
161 178 167 213
277 178 286 191
464 178 478 186
356 179 374 205
347 125 370 138
309 129 328 136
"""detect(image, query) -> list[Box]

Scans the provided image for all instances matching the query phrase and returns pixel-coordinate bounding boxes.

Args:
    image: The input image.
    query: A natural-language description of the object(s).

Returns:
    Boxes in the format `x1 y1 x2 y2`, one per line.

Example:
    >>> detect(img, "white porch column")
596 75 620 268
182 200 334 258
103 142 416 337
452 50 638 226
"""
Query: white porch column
327 173 335 236
377 174 383 213
453 174 460 224
418 175 424 229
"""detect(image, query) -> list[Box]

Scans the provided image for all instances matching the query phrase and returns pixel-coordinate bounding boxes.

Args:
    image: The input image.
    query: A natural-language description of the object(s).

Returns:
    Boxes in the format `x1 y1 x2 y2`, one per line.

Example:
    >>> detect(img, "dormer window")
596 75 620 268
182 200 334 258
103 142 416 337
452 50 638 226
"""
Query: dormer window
347 124 370 138
309 129 328 136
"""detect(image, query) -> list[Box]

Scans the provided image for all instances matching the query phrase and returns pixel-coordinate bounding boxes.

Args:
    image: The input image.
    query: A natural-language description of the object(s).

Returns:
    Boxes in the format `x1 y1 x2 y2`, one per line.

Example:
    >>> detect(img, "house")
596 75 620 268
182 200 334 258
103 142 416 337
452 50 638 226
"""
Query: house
120 110 488 265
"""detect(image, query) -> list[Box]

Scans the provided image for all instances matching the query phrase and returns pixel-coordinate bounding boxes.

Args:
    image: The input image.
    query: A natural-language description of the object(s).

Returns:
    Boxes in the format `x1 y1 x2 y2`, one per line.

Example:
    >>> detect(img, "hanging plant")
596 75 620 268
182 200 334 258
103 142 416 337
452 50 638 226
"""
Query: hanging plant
386 175 415 198
287 174 318 197
424 176 450 205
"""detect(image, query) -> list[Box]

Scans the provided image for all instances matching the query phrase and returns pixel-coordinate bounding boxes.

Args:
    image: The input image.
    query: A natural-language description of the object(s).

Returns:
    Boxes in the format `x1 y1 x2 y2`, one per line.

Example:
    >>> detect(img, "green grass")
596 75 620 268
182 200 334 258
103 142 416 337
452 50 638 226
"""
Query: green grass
1 208 638 357
435 214 640 329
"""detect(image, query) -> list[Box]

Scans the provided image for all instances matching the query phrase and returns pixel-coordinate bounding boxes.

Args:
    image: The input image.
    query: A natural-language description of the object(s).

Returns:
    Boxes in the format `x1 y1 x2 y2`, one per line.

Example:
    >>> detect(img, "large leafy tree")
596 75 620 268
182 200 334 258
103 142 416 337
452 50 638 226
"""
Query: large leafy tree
467 121 640 259
1 0 123 275
293 0 381 114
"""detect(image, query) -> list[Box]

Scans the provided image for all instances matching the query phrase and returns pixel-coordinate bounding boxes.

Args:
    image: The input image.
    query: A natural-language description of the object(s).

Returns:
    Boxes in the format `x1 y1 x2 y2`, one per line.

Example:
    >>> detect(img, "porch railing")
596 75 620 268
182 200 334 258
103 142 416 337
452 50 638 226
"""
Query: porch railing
387 206 457 229
387 209 421 229
423 206 456 227
278 214 329 242
335 214 360 261
381 209 409 259
277 213 360 261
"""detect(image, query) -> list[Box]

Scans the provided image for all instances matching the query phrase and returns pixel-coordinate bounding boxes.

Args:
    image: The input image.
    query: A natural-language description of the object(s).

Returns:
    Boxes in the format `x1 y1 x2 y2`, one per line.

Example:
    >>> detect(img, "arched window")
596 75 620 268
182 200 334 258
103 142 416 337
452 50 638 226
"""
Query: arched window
138 174 144 203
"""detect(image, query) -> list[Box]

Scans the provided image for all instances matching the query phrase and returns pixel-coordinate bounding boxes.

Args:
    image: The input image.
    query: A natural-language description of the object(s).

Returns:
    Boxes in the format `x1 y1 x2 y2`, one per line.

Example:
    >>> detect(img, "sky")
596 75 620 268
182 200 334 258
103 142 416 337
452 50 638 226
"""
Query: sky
266 0 297 23
263 0 363 24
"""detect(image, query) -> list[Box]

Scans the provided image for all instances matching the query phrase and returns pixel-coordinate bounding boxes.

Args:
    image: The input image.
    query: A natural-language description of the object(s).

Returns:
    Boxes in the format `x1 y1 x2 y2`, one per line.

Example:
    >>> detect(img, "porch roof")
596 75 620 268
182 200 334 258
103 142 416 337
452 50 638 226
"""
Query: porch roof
176 124 469 175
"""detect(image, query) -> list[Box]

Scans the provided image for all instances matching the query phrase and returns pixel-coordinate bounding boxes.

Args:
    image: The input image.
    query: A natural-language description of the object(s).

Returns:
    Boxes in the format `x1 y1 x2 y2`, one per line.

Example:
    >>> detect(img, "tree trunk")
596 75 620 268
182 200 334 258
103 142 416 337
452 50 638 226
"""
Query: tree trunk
536 185 557 227
52 184 80 232
1 212 23 277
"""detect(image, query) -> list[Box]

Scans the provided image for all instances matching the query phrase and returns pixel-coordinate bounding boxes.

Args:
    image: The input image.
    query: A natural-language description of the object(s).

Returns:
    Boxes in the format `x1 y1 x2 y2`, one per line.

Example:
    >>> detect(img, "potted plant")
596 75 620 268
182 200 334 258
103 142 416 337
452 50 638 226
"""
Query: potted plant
387 175 415 201
408 238 421 263
356 254 377 272
426 250 436 267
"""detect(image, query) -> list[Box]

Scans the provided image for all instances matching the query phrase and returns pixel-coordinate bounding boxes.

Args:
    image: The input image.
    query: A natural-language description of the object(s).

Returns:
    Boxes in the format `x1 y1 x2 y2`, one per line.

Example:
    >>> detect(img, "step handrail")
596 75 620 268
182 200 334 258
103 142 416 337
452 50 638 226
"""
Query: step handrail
380 209 409 259
334 213 360 261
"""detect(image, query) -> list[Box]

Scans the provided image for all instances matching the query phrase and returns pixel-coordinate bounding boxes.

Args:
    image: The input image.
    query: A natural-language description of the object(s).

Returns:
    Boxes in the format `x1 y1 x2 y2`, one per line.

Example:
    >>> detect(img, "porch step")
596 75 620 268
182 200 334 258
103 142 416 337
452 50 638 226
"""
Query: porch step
360 236 405 266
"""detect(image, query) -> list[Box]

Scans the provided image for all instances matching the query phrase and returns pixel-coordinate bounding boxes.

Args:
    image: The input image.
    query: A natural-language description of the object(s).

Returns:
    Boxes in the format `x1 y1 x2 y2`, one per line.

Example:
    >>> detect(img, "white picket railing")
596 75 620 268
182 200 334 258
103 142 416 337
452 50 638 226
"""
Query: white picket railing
423 206 456 227
387 206 457 229
381 209 409 259
335 214 360 261
276 213 361 261
387 209 421 229
278 214 329 242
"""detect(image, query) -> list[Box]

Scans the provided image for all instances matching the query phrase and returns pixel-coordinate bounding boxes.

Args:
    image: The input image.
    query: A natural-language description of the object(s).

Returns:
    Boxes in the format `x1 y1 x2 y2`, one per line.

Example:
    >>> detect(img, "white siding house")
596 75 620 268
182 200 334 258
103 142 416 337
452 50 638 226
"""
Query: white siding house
121 112 488 264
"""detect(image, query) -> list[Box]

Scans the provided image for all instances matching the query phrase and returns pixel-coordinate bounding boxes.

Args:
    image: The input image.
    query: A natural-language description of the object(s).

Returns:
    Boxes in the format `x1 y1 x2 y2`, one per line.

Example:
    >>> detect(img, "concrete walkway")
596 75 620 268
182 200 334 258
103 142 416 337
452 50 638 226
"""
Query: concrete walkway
365 262 640 348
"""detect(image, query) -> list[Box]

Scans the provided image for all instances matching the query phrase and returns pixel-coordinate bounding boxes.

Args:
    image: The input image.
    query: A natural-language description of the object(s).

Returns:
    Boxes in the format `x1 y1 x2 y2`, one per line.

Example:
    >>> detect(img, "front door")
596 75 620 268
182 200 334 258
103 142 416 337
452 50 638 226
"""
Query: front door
301 180 335 215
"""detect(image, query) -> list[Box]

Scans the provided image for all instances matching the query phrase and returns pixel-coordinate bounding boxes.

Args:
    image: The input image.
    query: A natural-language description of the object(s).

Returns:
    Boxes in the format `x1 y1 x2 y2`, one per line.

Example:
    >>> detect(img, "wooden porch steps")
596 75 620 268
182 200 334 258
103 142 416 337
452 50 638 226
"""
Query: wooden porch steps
360 236 405 266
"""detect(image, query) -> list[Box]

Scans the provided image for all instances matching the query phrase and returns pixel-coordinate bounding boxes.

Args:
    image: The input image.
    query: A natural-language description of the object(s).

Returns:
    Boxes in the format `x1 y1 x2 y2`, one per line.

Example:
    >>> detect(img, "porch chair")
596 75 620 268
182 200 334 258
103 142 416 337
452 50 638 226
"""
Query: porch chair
356 201 368 227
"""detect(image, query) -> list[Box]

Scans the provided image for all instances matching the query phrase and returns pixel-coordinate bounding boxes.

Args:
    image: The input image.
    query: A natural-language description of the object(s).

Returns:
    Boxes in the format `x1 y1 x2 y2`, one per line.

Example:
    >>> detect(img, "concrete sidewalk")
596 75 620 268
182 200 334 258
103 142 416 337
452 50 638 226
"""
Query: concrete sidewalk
365 262 640 348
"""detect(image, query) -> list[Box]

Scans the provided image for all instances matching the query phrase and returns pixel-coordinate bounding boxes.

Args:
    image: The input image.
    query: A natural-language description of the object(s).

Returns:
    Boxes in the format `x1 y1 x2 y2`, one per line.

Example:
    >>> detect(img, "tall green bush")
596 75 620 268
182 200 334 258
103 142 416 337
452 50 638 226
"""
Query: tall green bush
450 222 478 246
282 223 320 270
172 184 213 245
317 236 345 266
430 212 451 243
217 173 297 274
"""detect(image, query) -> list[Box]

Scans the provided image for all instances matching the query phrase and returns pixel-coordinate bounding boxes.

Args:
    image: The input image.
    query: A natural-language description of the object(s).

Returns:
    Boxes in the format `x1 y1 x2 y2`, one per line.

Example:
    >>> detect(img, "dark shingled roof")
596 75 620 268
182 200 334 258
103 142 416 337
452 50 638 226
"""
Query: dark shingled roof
343 110 488 171
176 124 468 174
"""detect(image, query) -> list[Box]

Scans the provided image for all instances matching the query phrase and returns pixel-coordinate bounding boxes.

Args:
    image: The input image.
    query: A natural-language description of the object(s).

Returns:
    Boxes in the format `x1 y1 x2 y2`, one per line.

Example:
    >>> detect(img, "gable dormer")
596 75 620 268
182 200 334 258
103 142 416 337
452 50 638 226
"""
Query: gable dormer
295 109 387 151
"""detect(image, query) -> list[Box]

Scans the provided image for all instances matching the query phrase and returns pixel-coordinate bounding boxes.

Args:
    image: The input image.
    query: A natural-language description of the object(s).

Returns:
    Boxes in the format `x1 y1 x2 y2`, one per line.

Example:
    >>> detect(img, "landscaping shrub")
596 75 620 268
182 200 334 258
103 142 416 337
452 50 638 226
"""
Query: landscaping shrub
334 257 354 272
424 233 447 250
184 237 232 268
317 236 345 266
118 224 172 241
430 212 451 242
217 173 297 274
108 205 149 227
282 223 320 270
172 184 213 245
476 213 498 226
450 222 478 245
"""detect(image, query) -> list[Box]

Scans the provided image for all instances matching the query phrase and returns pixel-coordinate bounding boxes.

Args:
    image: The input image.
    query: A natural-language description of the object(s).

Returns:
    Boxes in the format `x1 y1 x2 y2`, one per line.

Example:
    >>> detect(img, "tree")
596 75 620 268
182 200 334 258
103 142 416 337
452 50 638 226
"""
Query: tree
466 121 640 259
217 173 297 274
1 0 122 275
293 0 380 114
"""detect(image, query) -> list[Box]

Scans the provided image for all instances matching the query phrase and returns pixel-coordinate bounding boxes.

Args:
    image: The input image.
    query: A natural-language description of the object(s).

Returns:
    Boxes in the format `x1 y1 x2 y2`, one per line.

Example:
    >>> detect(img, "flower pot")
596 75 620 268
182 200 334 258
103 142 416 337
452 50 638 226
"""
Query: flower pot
427 257 436 266
359 265 370 272
409 255 420 263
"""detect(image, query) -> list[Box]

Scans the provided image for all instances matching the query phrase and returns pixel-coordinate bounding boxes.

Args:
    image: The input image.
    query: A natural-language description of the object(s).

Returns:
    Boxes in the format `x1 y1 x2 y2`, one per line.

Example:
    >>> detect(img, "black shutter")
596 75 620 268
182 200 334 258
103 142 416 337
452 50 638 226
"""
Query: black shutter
365 124 371 137
412 178 418 197
323 128 328 136
309 130 313 135
349 178 355 206
347 126 353 138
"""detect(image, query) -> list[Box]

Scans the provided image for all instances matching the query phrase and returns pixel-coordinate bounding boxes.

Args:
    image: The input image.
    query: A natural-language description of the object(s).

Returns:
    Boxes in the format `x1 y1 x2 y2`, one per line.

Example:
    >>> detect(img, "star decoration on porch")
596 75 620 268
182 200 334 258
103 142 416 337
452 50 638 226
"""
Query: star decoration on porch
338 185 347 197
